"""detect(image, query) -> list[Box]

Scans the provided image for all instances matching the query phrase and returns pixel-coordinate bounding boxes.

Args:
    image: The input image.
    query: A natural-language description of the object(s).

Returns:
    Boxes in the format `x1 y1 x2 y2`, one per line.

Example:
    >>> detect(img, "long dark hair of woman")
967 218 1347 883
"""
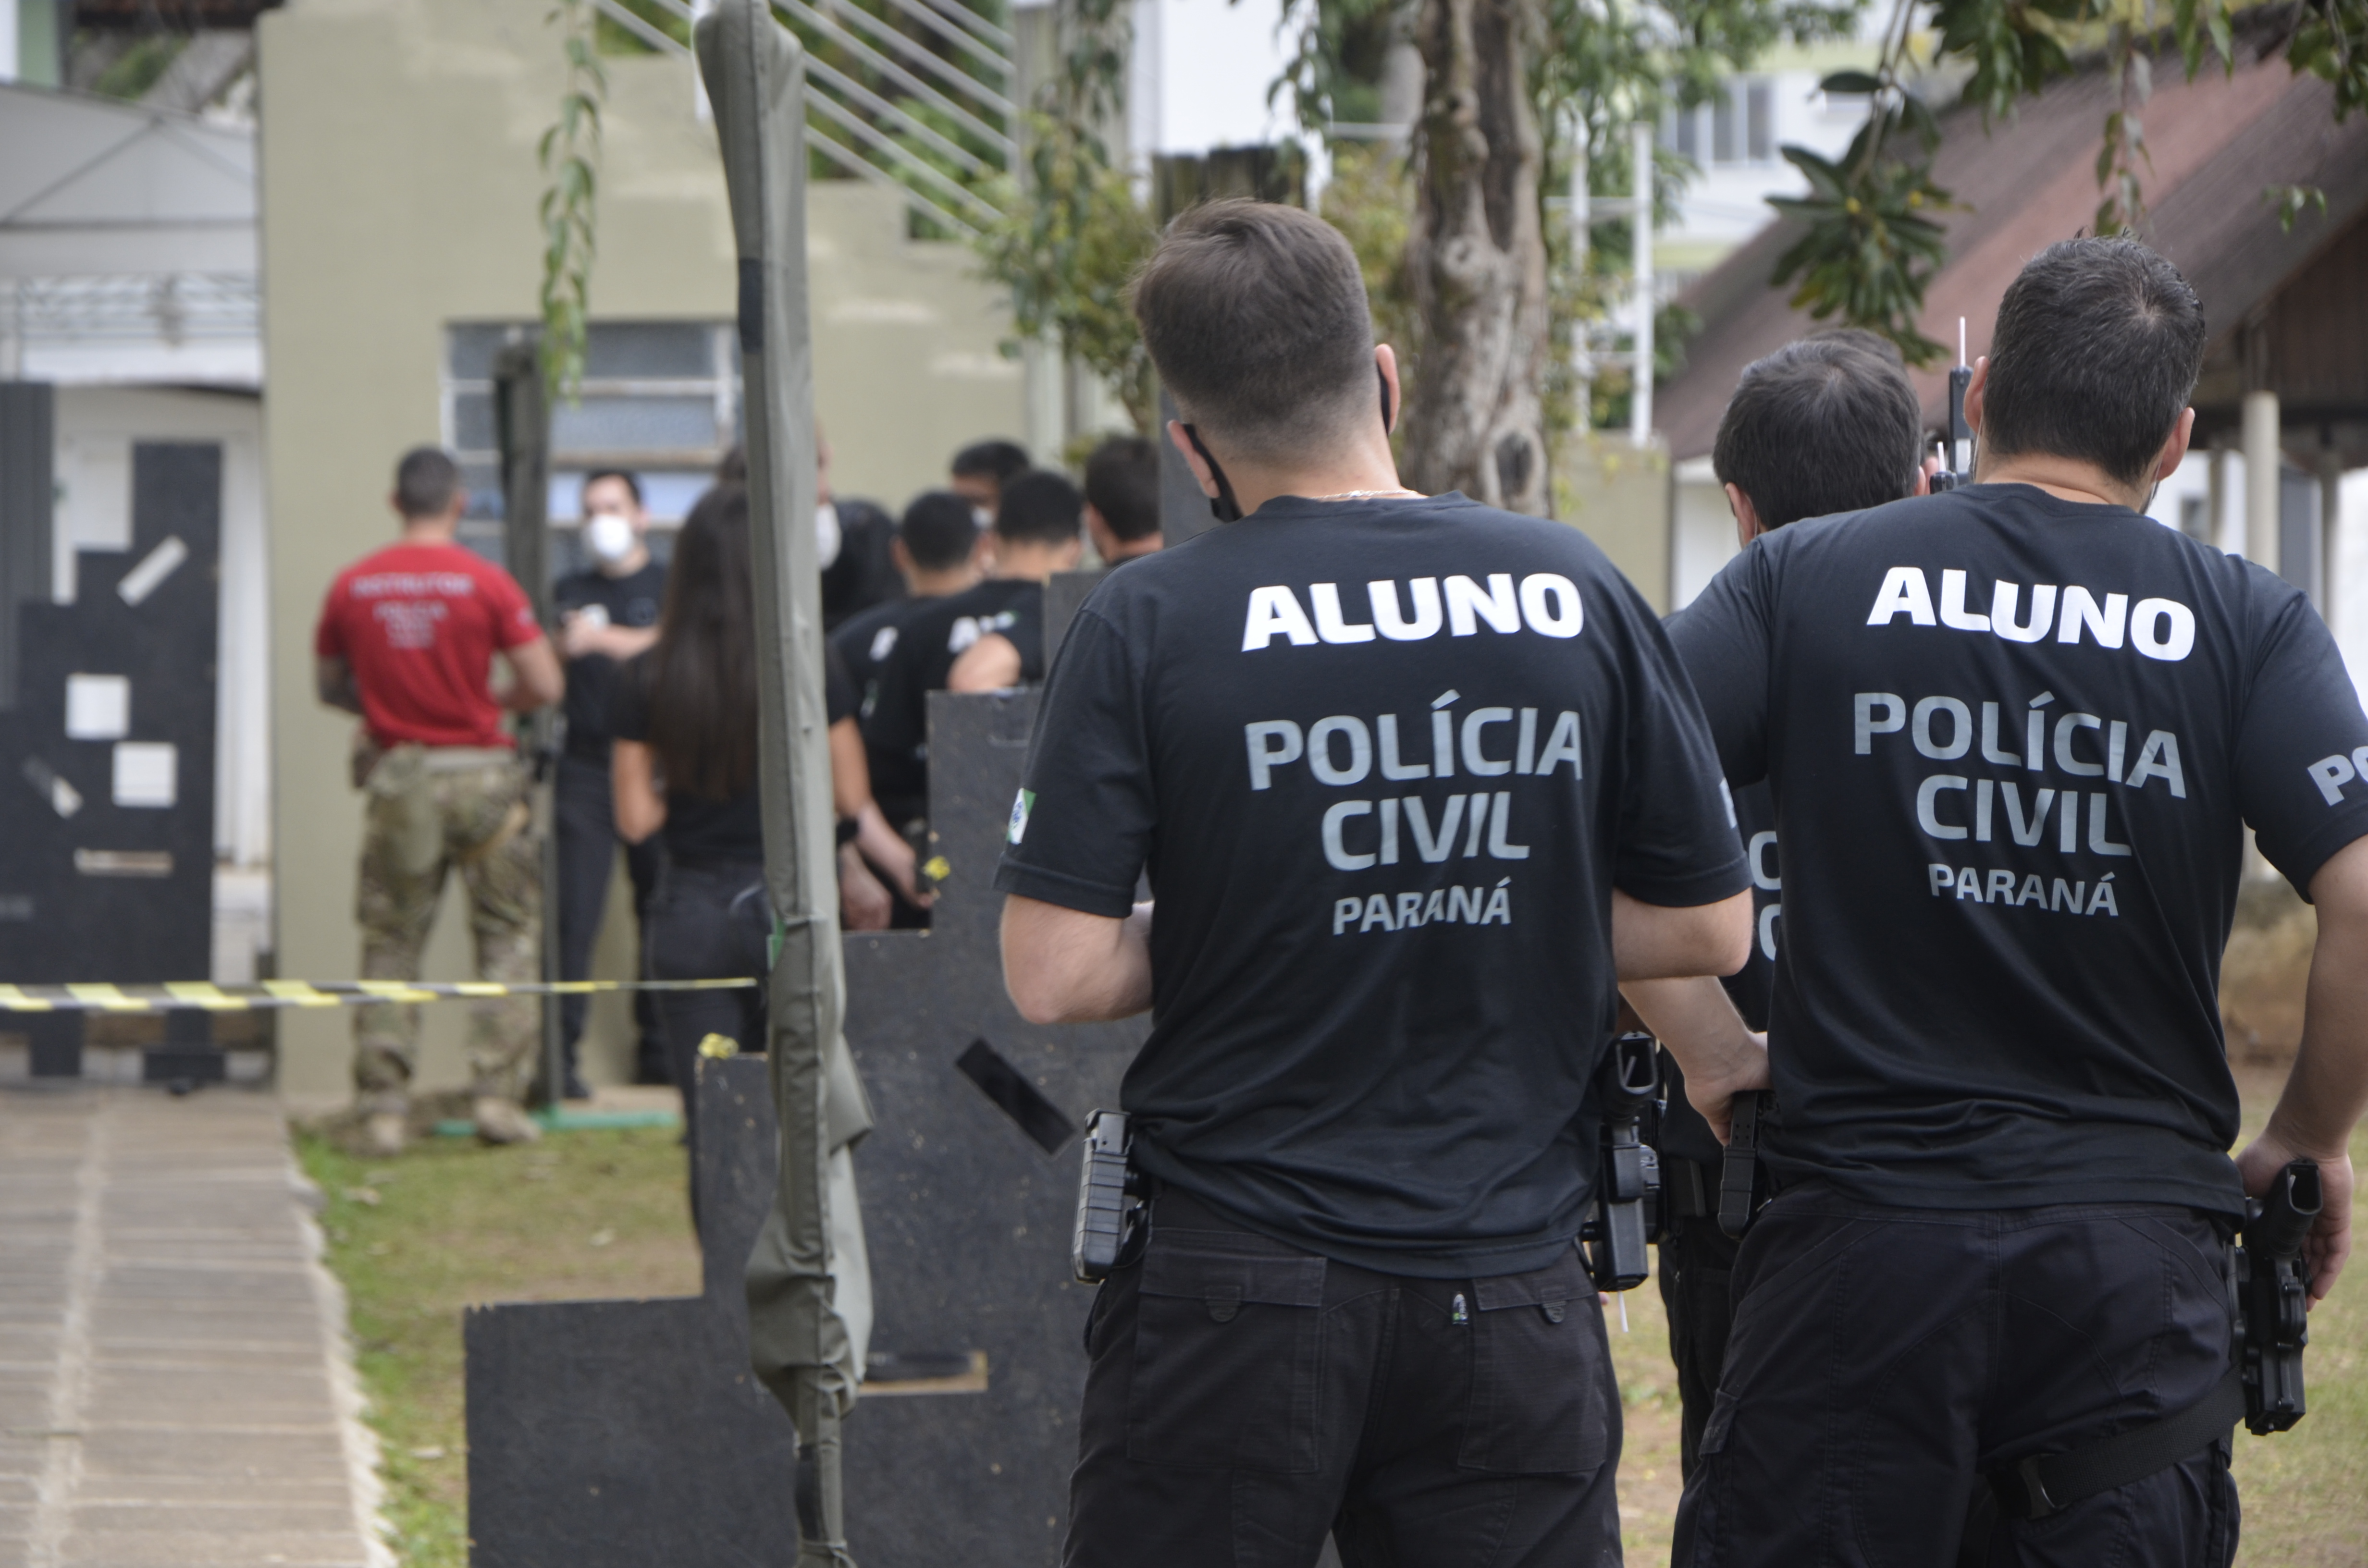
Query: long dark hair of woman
643 484 757 800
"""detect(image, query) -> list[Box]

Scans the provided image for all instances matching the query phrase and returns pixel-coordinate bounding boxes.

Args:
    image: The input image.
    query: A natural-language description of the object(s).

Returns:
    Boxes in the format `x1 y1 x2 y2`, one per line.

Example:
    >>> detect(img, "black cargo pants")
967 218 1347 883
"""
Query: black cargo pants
1672 1185 2241 1568
1655 1156 1742 1481
1065 1192 1623 1568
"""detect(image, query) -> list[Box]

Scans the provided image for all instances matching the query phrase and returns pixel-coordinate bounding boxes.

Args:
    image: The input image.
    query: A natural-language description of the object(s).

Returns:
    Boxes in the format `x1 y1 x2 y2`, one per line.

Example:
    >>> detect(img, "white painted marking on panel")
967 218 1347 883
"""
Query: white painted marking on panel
63 674 130 740
111 741 176 808
116 535 188 606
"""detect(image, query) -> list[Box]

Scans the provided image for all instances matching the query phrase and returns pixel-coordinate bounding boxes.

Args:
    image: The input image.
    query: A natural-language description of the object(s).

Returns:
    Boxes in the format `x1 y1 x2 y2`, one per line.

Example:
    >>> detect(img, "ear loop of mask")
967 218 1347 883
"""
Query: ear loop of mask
1181 424 1243 524
1185 367 1395 525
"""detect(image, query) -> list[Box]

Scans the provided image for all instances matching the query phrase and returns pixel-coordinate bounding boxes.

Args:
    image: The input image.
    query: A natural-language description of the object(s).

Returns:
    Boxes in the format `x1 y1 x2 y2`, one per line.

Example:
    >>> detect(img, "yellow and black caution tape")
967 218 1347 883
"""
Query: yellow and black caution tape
0 978 758 1014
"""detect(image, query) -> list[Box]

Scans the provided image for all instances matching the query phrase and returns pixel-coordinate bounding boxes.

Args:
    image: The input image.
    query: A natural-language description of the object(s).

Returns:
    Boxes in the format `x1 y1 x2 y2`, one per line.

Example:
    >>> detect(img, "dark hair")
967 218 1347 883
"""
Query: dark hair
716 445 746 484
394 447 464 519
1130 199 1374 461
1983 237 2207 489
950 440 1030 483
1808 327 1906 368
643 486 757 800
899 490 981 572
993 470 1083 546
1713 339 1924 529
1083 436 1160 542
582 468 643 506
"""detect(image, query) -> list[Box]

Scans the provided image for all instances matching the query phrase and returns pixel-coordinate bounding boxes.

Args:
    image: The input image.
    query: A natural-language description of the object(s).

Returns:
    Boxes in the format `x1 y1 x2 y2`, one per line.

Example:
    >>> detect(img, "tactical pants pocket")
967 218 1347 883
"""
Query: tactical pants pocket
1457 1250 1609 1475
1123 1229 1326 1472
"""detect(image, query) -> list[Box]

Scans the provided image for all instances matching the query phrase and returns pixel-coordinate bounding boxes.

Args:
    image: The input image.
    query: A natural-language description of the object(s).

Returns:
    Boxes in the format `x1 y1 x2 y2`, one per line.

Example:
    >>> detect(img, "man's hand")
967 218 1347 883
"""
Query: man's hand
1622 974 1767 1143
839 843 893 931
559 612 659 663
315 656 362 715
2236 1134 2354 1307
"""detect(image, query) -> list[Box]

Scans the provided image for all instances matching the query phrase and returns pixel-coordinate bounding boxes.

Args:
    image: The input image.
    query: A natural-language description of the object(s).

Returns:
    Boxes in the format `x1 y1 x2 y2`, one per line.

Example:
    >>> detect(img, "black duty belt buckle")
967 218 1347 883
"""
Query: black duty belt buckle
1987 1456 2061 1520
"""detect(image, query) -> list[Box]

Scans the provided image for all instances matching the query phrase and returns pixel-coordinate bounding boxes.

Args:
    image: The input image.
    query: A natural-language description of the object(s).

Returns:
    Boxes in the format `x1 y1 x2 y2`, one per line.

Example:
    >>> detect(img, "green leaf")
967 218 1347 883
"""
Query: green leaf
1819 69 1885 94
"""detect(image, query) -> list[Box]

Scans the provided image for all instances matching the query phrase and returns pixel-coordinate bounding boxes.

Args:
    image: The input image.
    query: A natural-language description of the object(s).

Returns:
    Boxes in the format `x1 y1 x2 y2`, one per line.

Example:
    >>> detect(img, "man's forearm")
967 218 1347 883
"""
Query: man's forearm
2267 915 2368 1162
1001 894 1154 1023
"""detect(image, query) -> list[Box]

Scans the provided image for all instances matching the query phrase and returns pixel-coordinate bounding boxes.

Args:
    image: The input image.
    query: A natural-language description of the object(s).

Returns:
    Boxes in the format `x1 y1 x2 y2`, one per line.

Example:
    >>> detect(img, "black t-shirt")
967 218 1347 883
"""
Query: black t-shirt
861 577 1046 826
610 641 856 865
831 593 944 717
821 498 902 630
994 494 1748 1278
1659 780 1778 1168
1669 483 2368 1215
555 560 667 760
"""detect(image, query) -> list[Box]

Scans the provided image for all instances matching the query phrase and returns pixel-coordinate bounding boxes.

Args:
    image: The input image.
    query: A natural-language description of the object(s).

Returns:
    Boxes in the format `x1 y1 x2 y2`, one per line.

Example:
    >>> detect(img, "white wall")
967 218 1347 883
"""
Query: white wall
52 385 270 869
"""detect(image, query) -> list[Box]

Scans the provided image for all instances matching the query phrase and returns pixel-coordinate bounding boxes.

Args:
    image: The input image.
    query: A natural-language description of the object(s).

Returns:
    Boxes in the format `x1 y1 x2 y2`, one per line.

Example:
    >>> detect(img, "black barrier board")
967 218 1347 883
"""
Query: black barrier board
463 688 1148 1566
465 1058 801 1567
0 441 222 1078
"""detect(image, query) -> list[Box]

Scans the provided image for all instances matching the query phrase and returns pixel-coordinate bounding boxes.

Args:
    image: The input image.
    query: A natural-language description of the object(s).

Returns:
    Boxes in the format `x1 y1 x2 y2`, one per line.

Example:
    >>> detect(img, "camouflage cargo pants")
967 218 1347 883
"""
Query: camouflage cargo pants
352 747 542 1116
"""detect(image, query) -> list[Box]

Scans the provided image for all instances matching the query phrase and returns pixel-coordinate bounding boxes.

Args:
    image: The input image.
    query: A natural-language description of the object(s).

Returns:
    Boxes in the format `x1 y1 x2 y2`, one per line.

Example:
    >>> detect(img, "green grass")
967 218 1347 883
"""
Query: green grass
301 1095 2363 1566
296 1126 702 1568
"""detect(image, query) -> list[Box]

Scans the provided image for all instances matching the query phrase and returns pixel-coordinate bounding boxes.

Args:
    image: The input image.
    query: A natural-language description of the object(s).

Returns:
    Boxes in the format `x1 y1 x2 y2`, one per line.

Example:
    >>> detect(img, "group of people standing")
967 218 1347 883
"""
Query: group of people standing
992 202 2364 1567
314 429 1161 1167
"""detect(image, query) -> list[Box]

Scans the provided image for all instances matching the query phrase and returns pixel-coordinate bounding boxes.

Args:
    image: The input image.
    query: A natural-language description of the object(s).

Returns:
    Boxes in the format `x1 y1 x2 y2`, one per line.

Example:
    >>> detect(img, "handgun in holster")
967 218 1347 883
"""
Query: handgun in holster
1072 1109 1149 1285
1717 1090 1776 1240
1580 1032 1662 1292
1958 1157 2320 1558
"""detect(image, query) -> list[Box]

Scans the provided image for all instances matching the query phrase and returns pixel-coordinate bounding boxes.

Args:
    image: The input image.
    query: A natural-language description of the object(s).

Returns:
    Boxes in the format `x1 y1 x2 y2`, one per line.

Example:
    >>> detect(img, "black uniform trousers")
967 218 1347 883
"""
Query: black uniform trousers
1672 1184 2241 1568
644 856 768 1233
554 754 666 1084
1066 1191 1623 1568
1655 1156 1742 1481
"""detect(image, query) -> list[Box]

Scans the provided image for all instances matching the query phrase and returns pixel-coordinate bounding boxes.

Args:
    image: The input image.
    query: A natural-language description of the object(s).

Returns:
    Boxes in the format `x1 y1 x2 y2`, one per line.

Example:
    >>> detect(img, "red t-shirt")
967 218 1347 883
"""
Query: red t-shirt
315 541 543 749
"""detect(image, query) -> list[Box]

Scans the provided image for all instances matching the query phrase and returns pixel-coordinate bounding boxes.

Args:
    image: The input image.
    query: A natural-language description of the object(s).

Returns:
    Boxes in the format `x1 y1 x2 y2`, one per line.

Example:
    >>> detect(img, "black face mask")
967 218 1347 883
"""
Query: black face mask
1184 368 1397 526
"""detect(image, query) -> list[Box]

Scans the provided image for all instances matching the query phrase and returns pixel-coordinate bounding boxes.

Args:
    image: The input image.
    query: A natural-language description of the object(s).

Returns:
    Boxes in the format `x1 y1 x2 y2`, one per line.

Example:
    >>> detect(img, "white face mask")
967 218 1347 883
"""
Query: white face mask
814 500 842 569
584 509 637 567
972 505 993 530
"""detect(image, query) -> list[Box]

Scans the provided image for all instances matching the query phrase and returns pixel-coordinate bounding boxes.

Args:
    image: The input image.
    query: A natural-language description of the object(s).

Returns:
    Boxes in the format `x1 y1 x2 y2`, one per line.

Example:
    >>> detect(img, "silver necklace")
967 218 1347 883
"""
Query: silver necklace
1307 486 1422 502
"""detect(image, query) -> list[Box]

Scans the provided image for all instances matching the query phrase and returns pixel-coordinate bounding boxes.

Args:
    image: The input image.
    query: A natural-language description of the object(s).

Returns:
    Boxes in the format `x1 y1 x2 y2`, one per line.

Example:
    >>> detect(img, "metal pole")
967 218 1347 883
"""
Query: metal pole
1628 121 1653 450
493 340 565 1115
2244 389 2281 576
1569 120 1591 432
695 5 860 1562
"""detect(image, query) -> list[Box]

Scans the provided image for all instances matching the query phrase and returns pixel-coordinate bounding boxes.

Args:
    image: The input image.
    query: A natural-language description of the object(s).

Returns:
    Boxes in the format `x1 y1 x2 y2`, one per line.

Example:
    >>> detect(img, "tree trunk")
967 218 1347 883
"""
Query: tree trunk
1400 0 1550 514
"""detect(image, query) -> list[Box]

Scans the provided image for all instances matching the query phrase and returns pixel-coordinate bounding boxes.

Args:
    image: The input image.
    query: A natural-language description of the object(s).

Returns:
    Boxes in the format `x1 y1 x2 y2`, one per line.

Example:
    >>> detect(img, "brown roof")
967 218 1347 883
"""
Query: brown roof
1657 30 2368 460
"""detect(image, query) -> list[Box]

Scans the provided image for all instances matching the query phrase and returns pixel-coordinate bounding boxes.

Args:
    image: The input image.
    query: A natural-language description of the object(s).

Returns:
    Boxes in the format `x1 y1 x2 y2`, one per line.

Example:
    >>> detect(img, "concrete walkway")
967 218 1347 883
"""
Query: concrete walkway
0 1086 386 1568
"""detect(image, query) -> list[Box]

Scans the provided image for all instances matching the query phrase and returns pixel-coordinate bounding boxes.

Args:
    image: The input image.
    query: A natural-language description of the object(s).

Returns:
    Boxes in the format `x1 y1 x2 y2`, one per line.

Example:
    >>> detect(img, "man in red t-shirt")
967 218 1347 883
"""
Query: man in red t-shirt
316 447 564 1155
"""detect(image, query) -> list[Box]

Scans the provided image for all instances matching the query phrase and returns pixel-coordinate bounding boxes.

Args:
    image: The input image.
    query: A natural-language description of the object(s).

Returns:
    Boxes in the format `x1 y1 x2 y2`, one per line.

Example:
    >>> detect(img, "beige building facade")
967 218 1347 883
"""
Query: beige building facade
260 0 1024 1103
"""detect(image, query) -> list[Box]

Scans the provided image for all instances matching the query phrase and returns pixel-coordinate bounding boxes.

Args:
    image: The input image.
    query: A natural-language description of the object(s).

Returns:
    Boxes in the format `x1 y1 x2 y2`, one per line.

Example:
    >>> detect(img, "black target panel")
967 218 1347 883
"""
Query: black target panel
461 688 1147 1566
0 436 222 1076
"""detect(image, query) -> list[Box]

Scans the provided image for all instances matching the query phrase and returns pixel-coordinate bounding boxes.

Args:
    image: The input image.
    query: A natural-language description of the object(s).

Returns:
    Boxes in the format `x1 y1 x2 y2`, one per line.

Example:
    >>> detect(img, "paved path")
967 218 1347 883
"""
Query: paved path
0 1086 385 1568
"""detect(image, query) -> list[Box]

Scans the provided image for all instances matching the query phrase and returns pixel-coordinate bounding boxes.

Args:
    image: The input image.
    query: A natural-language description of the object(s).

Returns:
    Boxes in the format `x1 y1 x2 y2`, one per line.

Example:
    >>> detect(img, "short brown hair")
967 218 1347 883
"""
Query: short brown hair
1130 199 1374 461
1983 237 2206 489
394 446 464 519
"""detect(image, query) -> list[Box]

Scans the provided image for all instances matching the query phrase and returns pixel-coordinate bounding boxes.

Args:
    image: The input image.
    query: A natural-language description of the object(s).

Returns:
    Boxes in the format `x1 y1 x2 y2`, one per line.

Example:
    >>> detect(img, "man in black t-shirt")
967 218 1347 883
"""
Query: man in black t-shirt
1642 238 2368 1566
831 490 983 711
1645 333 1929 1482
995 200 1752 1567
552 469 668 1090
861 471 1082 831
1081 434 1163 564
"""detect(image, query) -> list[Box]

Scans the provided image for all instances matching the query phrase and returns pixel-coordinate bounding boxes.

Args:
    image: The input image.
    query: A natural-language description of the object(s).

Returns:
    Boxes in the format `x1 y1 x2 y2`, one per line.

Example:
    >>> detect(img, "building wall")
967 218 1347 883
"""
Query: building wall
259 0 1023 1105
